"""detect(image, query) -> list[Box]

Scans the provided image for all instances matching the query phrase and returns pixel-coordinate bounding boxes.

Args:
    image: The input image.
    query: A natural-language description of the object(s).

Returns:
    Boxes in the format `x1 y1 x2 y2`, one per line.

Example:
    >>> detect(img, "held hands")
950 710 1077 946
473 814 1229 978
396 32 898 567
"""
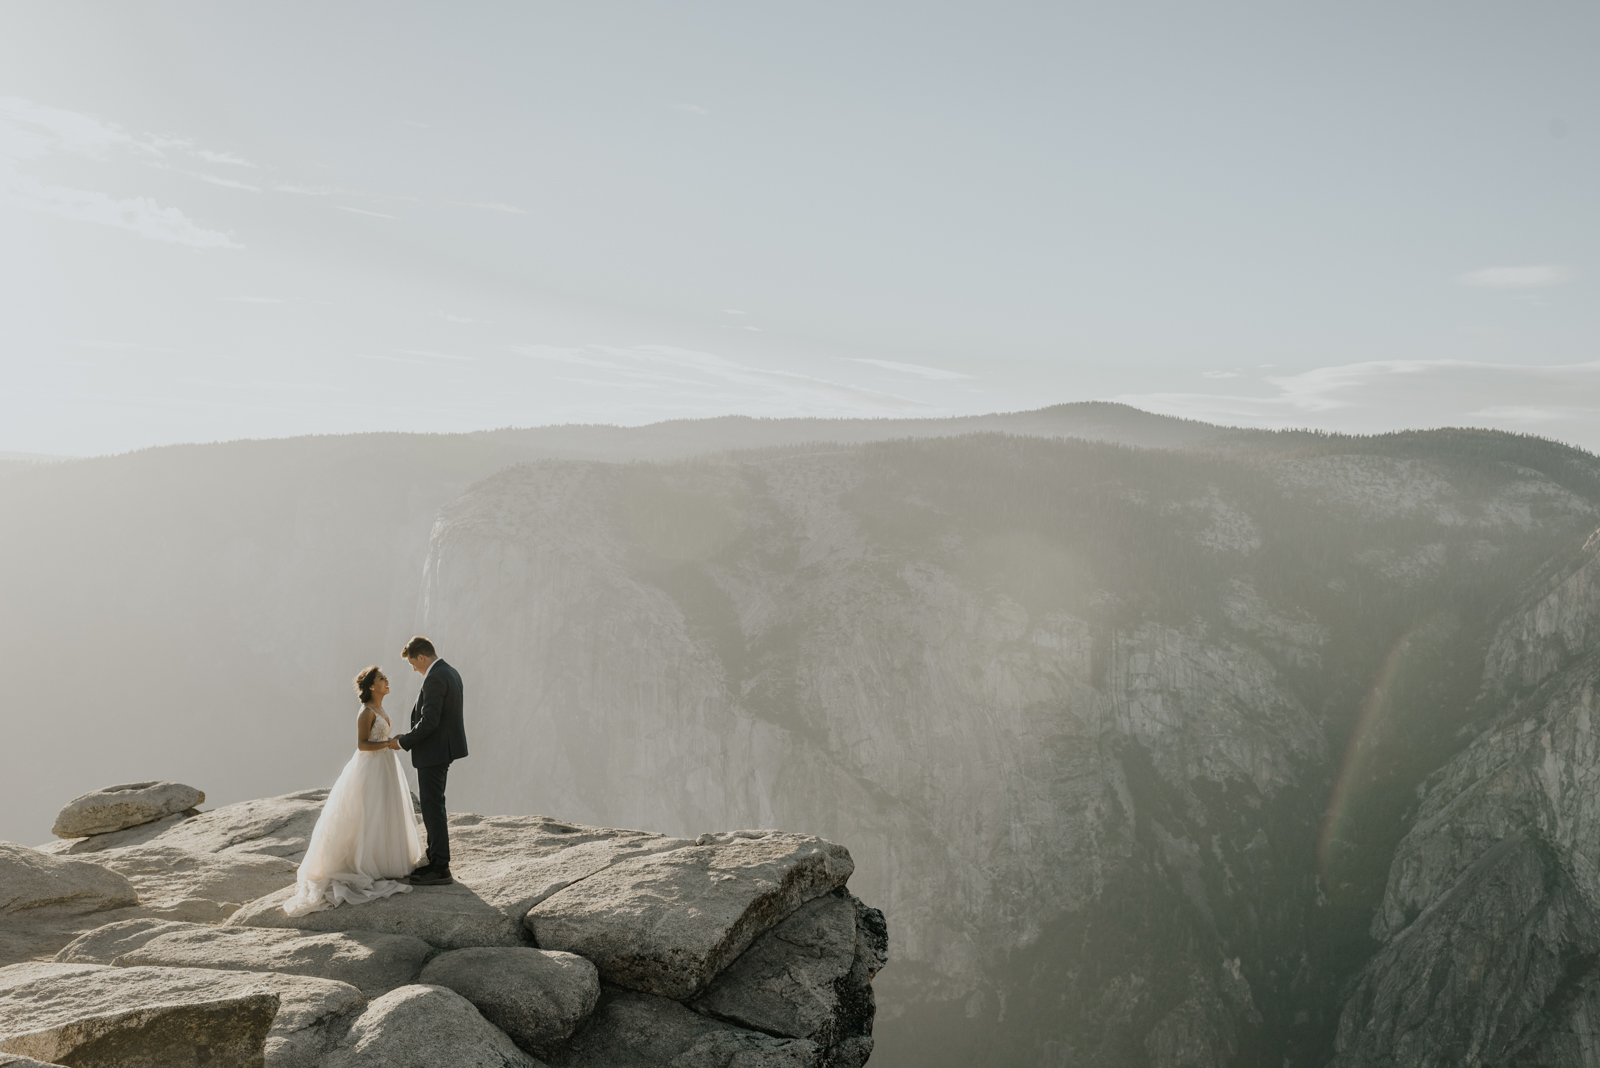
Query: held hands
388 739 402 750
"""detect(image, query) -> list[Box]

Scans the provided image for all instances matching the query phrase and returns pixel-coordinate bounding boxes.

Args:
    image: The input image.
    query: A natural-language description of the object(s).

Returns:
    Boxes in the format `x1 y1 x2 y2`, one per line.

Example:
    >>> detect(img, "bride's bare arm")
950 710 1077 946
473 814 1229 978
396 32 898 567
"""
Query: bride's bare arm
356 708 392 751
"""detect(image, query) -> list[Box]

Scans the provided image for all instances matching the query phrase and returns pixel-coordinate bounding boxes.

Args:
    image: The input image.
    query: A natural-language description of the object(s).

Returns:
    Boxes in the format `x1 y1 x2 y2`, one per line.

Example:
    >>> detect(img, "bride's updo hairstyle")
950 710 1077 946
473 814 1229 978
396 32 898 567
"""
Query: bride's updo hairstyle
354 666 387 705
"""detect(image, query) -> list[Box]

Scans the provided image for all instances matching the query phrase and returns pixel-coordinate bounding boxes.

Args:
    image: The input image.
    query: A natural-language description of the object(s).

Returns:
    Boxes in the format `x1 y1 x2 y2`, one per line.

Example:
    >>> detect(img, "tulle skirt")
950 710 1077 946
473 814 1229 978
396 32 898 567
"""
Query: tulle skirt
282 748 426 916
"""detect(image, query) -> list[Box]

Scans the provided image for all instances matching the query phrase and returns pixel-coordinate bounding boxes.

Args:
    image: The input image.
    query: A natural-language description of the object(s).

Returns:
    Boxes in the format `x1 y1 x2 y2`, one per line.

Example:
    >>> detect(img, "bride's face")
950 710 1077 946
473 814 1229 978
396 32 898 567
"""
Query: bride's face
373 676 390 701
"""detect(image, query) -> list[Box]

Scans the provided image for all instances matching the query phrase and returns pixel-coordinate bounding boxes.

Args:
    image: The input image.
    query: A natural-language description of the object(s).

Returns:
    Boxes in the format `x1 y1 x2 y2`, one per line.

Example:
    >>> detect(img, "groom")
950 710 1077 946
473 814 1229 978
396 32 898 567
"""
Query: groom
395 636 468 887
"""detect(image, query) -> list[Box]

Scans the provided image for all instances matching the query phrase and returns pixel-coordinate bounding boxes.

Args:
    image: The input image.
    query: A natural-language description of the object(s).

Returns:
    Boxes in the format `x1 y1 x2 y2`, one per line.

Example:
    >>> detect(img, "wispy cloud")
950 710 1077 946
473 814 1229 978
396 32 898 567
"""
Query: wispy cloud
1201 370 1240 379
1457 265 1574 289
226 296 285 304
191 149 254 168
196 173 261 192
848 357 973 381
671 103 709 115
336 205 397 219
273 183 335 195
452 200 528 215
0 96 241 248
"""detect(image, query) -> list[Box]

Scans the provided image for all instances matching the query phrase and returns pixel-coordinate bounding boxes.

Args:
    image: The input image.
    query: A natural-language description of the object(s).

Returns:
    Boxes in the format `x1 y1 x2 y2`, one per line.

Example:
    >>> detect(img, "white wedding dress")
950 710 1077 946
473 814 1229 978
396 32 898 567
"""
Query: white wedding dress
282 705 426 916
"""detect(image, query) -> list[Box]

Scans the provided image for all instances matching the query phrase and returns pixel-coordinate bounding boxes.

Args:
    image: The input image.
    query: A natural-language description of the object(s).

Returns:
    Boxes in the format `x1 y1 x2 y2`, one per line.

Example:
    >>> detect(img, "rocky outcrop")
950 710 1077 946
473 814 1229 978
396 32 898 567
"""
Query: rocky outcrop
51 781 205 839
418 948 599 1058
2 789 884 1067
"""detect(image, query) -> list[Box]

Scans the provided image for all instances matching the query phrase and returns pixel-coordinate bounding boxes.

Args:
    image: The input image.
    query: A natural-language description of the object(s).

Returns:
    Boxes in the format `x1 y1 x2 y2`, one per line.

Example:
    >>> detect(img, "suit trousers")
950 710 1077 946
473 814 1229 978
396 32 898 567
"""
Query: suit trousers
416 763 451 867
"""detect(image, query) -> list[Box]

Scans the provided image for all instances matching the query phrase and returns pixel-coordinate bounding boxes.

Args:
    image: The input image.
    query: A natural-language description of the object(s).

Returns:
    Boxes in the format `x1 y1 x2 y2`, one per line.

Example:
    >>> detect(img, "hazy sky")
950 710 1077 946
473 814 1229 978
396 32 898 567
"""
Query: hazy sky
2 3 1597 457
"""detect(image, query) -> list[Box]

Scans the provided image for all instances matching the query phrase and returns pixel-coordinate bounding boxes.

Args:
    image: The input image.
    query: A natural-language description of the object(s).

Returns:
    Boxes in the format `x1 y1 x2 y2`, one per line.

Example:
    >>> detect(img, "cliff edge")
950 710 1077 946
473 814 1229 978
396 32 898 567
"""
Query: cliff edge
1 787 886 1068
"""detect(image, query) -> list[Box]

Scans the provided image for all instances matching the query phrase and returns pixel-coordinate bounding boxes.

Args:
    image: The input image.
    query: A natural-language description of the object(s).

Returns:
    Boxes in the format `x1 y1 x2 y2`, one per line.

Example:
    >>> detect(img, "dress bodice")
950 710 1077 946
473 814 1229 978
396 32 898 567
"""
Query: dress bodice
363 706 394 743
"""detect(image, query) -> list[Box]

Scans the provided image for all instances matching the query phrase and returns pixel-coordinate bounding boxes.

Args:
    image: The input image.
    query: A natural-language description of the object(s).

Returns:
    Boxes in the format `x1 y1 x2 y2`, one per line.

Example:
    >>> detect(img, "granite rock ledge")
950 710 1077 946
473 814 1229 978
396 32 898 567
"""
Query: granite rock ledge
3 789 887 1068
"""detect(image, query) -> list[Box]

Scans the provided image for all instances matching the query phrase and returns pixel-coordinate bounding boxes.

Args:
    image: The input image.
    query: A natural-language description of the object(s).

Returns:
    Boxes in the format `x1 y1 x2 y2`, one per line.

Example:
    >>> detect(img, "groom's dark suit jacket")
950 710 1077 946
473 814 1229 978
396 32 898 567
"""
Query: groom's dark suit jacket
398 659 468 768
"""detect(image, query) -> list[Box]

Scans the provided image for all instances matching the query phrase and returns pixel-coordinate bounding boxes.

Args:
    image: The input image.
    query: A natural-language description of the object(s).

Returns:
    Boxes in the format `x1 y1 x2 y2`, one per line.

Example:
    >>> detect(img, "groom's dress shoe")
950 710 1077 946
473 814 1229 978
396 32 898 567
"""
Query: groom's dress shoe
411 866 453 886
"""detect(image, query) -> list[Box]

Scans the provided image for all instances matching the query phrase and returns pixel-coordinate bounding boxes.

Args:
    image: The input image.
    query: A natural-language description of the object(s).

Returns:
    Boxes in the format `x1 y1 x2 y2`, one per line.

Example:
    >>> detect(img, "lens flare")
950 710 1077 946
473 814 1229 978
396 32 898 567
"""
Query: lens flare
1316 628 1417 884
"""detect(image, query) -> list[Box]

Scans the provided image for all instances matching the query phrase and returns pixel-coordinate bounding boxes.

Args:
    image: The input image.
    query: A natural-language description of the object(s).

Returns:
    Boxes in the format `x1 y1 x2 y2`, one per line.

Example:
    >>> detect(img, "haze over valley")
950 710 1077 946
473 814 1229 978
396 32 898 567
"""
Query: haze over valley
8 404 1600 1065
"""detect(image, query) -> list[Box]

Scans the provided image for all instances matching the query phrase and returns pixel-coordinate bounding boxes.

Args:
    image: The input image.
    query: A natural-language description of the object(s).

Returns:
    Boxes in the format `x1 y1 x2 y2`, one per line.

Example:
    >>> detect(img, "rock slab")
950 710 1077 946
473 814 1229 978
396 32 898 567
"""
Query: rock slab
0 991 278 1068
527 832 854 1000
53 782 205 839
420 946 600 1058
57 918 435 997
324 984 541 1068
226 812 693 950
0 961 363 1068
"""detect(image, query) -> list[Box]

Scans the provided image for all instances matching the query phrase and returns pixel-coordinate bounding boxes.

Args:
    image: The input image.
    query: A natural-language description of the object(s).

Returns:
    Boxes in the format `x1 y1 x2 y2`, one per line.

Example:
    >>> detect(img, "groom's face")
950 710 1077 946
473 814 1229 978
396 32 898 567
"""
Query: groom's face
406 654 427 674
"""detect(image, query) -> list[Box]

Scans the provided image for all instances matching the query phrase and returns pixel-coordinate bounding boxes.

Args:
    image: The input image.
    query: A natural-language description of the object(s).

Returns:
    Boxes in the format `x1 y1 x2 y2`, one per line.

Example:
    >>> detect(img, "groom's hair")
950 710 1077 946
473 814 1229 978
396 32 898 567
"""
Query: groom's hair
402 636 437 659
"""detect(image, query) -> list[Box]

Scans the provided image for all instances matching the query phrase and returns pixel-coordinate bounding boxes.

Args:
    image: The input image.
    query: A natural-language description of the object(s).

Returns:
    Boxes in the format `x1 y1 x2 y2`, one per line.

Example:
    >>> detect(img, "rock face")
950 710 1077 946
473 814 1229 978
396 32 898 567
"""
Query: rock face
4 796 883 1067
410 434 1600 1065
52 781 205 839
692 889 886 1058
558 987 823 1068
324 984 539 1068
419 947 599 1058
1334 651 1600 1066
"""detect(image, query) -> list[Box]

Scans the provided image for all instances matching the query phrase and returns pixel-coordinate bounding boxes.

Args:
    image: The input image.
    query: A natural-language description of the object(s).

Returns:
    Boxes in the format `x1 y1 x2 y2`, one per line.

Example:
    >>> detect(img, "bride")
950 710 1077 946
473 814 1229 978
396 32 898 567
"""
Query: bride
282 666 427 916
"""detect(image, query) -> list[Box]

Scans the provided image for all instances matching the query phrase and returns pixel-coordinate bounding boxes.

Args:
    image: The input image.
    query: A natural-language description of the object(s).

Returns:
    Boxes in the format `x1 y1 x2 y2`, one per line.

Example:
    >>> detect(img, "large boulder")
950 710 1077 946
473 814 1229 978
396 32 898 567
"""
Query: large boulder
57 918 434 997
692 889 886 1061
52 782 205 838
419 947 599 1058
556 987 821 1068
527 831 855 1000
0 962 364 1068
323 983 541 1068
0 990 278 1068
228 813 693 949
